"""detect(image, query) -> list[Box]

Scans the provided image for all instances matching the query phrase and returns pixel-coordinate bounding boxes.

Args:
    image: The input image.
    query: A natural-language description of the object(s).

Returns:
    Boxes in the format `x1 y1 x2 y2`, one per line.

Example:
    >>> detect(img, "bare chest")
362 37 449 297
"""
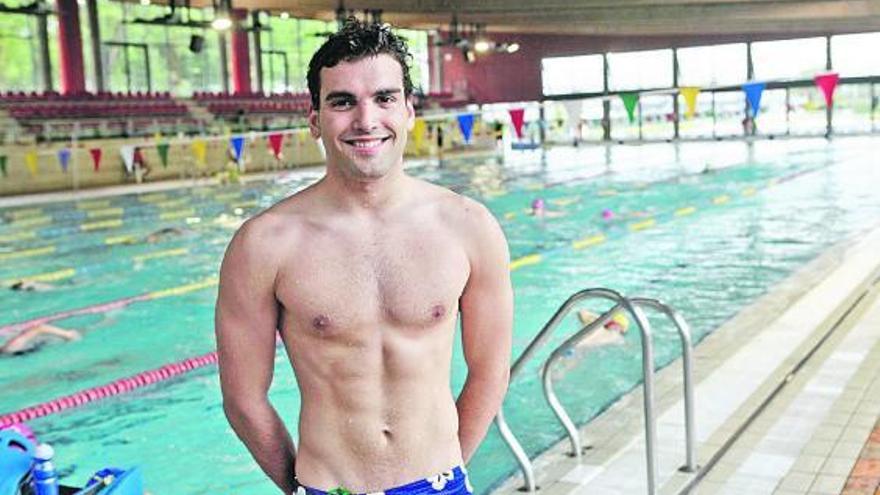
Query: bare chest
277 226 470 334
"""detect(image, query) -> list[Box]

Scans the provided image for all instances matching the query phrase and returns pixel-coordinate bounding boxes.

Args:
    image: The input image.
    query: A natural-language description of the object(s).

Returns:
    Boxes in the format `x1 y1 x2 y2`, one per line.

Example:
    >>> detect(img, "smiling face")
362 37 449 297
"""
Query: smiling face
309 54 415 182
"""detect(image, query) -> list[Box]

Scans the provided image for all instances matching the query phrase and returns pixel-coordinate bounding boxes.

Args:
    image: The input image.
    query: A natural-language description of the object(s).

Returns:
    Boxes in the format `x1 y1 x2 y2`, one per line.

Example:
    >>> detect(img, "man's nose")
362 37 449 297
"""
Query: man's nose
352 101 378 131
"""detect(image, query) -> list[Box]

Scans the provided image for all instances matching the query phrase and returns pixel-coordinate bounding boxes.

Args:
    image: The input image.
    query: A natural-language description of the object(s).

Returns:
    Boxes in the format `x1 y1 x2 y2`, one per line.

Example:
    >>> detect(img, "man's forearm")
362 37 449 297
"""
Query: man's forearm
225 399 297 493
456 373 509 463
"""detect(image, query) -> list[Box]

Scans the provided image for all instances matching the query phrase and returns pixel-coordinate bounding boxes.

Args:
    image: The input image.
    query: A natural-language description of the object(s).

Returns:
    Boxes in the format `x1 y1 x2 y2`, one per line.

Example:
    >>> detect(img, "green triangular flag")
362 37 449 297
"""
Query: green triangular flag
620 92 640 123
157 142 170 168
0 155 7 177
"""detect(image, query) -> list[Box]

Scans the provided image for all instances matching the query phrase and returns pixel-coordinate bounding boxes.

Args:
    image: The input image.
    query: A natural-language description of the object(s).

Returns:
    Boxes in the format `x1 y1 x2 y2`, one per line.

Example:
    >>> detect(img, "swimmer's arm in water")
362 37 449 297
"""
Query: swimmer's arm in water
215 219 296 494
0 325 80 355
456 203 514 463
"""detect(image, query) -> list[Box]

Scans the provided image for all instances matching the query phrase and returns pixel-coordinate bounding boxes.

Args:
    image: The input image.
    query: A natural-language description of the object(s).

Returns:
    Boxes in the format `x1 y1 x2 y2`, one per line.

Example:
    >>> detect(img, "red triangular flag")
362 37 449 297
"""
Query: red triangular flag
814 72 840 108
508 108 525 139
89 148 102 171
268 133 284 159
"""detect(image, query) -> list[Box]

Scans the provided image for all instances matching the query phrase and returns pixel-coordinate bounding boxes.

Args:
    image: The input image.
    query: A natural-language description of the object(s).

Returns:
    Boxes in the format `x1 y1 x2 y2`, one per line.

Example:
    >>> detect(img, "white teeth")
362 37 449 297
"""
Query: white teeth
349 139 384 148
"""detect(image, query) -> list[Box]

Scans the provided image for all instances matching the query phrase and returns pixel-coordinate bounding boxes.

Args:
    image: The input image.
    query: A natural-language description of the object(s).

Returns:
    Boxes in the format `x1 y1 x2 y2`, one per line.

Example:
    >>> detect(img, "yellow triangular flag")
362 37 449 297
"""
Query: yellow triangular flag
412 118 427 150
680 87 701 119
25 150 39 176
191 139 207 168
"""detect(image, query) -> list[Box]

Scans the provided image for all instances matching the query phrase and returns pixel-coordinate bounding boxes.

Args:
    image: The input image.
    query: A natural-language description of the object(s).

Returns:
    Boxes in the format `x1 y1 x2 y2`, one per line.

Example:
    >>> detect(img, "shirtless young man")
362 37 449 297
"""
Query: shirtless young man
215 20 514 495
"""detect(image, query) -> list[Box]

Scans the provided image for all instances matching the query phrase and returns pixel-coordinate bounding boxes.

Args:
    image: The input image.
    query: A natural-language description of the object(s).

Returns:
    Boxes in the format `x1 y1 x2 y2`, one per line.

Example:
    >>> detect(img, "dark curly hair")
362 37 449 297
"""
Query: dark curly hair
307 18 414 110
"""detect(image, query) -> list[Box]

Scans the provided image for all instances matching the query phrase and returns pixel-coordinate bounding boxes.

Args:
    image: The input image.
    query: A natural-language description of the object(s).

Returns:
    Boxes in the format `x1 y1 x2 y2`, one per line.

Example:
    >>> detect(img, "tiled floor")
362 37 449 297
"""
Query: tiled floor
841 419 880 495
491 224 880 495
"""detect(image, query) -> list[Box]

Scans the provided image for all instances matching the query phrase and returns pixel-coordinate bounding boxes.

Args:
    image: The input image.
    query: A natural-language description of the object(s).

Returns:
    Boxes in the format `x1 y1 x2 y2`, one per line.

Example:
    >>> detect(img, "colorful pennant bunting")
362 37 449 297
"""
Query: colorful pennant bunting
268 133 284 159
230 136 245 162
25 151 38 177
411 118 427 150
508 108 525 139
620 93 640 124
120 145 136 173
457 114 474 144
191 139 207 167
57 148 71 172
89 148 102 171
742 81 766 118
814 72 840 108
562 101 582 132
156 142 169 168
679 87 701 119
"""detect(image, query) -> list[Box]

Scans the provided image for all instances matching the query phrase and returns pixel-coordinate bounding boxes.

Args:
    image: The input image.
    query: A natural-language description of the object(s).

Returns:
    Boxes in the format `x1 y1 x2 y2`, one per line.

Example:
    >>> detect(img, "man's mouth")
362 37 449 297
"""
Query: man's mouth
343 136 391 149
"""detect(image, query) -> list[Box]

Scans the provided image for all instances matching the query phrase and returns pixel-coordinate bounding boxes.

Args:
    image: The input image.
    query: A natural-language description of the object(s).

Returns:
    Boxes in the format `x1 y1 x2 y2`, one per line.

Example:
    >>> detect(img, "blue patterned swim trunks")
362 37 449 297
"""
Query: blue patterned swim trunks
301 465 473 495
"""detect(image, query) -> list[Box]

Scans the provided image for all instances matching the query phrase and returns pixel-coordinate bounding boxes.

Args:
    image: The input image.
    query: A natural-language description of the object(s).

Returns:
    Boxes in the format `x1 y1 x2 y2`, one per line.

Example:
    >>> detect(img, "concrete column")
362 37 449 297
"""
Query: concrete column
428 32 442 93
672 47 680 139
251 11 263 94
218 32 230 93
56 0 87 94
602 53 611 141
229 9 252 95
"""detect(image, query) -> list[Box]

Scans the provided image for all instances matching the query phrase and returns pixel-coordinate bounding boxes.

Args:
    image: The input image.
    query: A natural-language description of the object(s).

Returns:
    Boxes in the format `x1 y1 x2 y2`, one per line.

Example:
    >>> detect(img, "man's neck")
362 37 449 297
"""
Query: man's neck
320 166 410 214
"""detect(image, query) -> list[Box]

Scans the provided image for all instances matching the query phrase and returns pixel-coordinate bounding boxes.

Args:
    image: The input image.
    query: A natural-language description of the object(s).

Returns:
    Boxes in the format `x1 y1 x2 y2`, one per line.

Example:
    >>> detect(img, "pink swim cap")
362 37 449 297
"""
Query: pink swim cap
531 198 546 210
601 208 614 220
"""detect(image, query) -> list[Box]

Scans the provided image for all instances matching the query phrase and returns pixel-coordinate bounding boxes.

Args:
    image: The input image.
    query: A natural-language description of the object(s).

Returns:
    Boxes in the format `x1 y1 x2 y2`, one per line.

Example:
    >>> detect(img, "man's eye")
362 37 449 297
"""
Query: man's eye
330 99 354 109
377 95 396 104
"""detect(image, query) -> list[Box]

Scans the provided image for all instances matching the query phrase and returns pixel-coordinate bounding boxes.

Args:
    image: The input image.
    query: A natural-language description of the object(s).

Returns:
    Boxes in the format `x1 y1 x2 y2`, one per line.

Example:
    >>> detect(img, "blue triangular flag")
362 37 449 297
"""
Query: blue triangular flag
742 81 766 118
57 148 71 172
457 114 474 144
230 136 245 162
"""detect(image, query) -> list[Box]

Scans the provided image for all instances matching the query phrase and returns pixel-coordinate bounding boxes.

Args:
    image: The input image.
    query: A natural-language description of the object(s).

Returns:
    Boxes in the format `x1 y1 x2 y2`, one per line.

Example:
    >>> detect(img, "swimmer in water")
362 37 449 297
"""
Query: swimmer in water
9 280 56 292
574 309 629 348
1 325 81 356
529 198 565 219
145 227 192 244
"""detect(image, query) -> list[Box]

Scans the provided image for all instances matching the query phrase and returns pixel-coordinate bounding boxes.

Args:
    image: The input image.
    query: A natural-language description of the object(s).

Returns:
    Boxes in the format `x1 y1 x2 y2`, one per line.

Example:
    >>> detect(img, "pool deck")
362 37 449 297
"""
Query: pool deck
491 222 880 495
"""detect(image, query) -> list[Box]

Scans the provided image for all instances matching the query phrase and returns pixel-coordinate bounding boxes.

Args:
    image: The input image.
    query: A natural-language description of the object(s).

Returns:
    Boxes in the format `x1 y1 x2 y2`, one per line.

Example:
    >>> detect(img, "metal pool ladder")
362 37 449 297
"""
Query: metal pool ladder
494 288 698 494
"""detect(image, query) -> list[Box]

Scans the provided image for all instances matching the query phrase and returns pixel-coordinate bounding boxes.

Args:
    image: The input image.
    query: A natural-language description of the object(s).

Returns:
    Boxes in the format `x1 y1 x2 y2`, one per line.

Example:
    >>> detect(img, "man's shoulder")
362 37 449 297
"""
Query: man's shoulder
229 193 309 254
425 184 497 233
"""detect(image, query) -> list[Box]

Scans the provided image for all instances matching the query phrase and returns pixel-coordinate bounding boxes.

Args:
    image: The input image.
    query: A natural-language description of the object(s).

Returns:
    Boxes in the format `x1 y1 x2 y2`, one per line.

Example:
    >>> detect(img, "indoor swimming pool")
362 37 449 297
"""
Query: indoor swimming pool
2 136 880 494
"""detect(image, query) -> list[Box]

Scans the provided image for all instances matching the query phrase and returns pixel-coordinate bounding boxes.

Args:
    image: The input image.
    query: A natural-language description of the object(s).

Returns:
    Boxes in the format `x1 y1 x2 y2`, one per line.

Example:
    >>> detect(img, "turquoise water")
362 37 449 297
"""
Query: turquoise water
2 137 880 493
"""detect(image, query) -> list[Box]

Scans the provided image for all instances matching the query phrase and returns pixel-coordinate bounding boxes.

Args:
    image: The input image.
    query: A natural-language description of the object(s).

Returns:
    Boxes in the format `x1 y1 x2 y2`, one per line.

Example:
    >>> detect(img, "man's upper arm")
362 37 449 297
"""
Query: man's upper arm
215 219 281 407
458 203 513 379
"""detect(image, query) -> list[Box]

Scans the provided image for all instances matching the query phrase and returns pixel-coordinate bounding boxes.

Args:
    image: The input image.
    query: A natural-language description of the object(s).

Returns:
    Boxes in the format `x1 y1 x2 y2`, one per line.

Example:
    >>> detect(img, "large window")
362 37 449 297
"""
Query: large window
752 37 827 80
541 55 604 96
608 49 673 91
677 43 746 87
0 13 59 91
831 32 880 78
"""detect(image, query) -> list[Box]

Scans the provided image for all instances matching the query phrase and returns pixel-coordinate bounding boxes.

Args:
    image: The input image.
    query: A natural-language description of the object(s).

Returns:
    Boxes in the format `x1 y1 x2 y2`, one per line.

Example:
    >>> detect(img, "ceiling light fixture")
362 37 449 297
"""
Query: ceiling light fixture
211 15 232 30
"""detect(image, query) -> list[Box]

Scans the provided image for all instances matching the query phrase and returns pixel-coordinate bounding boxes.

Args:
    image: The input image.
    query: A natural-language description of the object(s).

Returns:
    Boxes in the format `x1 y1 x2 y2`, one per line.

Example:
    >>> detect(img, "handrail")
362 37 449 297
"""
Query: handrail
539 296 697 495
629 297 698 473
494 288 656 493
540 304 625 460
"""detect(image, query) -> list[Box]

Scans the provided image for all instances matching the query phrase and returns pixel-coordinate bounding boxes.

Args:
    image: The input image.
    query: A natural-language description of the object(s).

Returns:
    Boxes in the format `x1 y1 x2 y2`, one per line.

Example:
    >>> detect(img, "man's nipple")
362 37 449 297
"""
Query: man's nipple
312 314 331 330
431 304 446 319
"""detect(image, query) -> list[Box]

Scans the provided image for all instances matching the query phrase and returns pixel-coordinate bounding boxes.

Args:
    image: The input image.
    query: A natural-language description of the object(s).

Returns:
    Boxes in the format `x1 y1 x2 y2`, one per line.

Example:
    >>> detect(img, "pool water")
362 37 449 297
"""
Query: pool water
2 137 880 494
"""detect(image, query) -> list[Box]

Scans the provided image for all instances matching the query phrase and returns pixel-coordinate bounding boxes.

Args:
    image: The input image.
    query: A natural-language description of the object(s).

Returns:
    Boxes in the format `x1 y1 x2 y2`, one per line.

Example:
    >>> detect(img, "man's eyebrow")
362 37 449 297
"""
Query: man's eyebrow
324 91 355 101
374 88 402 97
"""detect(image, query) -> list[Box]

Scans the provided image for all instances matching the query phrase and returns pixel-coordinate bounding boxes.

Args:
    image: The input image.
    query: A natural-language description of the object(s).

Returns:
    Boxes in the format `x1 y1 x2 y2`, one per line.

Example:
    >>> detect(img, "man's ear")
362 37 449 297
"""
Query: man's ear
308 107 321 139
406 97 415 131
